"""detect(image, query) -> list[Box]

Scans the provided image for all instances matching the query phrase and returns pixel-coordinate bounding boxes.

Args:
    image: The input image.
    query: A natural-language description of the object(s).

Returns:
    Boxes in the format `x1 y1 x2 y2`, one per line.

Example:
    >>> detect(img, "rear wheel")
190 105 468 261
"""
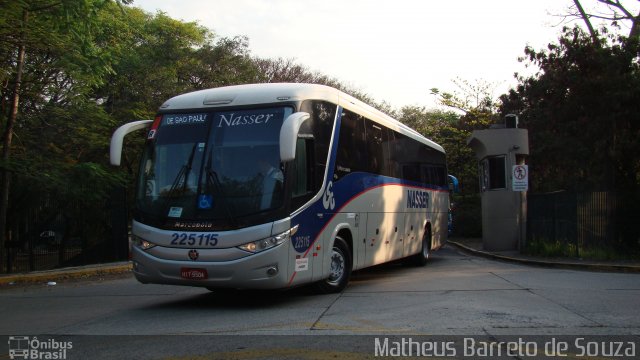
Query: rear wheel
315 236 351 294
413 227 431 266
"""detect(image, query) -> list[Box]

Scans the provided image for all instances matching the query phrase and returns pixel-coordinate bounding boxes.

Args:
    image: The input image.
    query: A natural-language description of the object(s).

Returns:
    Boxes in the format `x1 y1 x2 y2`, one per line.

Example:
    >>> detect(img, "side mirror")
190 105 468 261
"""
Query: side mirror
448 174 460 194
279 112 310 162
110 120 153 166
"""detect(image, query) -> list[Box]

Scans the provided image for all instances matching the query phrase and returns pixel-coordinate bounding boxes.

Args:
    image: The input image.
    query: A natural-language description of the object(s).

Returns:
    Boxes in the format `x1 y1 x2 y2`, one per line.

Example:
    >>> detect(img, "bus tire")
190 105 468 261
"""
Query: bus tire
315 236 351 294
413 227 431 266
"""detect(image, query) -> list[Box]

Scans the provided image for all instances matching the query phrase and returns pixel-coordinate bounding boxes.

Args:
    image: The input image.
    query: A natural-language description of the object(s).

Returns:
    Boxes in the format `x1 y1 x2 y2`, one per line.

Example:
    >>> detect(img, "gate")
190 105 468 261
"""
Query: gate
2 187 129 274
527 191 620 257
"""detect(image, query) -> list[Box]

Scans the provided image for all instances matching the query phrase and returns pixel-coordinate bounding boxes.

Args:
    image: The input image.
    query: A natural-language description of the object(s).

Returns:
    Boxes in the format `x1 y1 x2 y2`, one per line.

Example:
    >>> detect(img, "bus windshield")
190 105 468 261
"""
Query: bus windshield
136 107 293 225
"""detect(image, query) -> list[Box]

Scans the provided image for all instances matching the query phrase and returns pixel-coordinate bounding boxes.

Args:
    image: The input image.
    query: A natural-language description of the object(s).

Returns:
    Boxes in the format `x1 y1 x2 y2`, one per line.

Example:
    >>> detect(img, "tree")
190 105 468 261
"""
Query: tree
564 0 640 43
93 8 212 122
0 0 132 266
91 7 266 172
0 3 275 270
430 78 500 130
500 26 640 250
501 26 639 191
251 57 394 116
423 78 501 195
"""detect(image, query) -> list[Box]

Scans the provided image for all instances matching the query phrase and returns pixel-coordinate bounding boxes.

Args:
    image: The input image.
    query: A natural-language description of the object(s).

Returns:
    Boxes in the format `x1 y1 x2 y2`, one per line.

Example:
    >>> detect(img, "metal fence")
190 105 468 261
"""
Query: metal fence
527 191 623 256
2 187 129 274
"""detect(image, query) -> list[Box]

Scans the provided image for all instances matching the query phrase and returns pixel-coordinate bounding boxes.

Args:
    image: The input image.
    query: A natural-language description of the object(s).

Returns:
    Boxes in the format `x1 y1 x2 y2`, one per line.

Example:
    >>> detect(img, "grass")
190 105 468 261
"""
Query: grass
524 237 638 261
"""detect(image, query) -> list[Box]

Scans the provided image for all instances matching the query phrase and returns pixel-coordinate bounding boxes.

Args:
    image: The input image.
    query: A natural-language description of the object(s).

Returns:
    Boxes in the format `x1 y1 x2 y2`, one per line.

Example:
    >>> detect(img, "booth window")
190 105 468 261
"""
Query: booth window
480 156 506 191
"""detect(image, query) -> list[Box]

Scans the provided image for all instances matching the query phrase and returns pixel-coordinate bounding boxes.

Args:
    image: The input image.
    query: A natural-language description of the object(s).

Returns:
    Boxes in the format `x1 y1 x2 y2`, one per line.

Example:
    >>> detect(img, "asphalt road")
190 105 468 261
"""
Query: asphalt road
1 245 638 359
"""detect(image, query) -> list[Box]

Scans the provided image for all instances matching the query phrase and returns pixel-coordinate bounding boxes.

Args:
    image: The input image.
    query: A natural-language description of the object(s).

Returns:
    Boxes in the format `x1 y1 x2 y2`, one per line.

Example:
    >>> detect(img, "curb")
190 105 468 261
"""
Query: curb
447 240 640 273
0 262 133 286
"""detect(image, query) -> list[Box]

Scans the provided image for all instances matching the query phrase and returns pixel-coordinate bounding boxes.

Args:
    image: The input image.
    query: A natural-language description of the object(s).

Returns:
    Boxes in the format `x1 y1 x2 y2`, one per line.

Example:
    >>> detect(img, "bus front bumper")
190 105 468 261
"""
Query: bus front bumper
131 244 290 290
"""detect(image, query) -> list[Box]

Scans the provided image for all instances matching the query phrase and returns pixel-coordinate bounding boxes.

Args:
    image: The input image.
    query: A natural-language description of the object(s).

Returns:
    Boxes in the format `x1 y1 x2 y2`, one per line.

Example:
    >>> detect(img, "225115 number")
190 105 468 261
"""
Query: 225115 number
170 233 218 247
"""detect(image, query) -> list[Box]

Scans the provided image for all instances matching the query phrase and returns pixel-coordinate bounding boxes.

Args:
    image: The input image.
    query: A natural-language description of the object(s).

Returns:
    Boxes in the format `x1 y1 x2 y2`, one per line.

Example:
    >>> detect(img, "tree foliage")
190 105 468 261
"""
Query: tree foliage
0 2 265 256
500 26 640 193
1 1 411 259
430 78 499 131
418 78 500 195
563 0 640 43
0 0 136 261
500 25 640 250
251 56 396 116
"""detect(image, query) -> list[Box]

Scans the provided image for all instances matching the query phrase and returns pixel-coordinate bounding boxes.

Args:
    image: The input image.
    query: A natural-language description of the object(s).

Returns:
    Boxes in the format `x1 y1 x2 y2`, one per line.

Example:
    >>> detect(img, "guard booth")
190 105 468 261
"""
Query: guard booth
467 115 529 251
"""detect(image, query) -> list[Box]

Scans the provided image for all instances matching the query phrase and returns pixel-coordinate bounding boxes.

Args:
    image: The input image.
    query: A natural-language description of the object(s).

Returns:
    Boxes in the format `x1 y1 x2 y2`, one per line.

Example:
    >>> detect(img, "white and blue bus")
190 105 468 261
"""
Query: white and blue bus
110 83 449 293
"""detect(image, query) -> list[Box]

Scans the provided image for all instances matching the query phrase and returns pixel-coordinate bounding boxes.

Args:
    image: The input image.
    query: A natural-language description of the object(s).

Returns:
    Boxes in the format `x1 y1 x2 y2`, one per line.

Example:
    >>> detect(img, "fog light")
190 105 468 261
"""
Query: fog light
266 266 278 276
133 236 156 250
140 240 155 250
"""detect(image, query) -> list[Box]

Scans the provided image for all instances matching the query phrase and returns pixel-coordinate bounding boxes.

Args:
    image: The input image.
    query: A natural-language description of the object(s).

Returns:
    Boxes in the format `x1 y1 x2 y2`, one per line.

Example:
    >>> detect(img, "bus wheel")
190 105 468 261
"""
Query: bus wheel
316 236 351 294
413 227 431 266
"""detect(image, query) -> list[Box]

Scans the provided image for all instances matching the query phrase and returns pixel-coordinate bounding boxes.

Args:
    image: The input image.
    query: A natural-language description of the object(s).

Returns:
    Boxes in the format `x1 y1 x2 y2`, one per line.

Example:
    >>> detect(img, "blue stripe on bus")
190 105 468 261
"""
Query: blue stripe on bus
290 171 448 254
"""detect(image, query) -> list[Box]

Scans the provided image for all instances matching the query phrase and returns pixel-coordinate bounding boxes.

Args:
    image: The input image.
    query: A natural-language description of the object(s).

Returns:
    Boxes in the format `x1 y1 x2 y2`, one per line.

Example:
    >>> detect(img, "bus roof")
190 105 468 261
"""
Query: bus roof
159 83 445 154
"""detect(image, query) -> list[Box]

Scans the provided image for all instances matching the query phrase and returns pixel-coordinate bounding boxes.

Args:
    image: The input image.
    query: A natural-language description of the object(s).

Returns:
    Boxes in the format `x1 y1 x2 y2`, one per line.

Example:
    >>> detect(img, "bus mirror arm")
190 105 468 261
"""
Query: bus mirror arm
279 112 310 162
110 120 153 166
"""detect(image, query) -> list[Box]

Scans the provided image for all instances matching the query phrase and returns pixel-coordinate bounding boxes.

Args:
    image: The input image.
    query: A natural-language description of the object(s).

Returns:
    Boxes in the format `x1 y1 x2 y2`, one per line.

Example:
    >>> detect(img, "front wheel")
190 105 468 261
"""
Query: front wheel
315 236 351 294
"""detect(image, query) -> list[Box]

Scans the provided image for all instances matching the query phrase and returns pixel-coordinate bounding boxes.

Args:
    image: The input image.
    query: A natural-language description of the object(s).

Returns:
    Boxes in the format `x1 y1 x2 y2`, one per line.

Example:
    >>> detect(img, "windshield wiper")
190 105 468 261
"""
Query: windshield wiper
205 149 238 228
160 143 198 217
167 142 198 196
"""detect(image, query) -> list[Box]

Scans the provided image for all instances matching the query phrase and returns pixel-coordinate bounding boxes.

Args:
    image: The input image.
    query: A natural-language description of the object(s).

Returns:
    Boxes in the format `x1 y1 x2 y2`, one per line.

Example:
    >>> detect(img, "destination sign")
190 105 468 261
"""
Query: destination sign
163 113 208 126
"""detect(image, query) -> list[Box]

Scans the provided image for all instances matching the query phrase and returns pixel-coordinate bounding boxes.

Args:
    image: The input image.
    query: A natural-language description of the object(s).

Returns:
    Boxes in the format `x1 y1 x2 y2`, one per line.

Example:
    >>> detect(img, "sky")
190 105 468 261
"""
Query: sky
132 0 589 109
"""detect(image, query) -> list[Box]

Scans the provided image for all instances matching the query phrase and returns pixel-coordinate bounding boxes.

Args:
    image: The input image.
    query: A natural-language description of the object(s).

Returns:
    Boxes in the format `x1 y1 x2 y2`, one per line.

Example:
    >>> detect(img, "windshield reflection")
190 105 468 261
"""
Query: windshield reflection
136 107 292 224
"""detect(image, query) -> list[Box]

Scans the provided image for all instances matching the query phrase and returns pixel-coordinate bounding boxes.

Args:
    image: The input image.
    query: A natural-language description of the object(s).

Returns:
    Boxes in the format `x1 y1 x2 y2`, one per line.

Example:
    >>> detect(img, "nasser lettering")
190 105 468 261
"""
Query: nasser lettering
217 113 275 127
407 190 430 209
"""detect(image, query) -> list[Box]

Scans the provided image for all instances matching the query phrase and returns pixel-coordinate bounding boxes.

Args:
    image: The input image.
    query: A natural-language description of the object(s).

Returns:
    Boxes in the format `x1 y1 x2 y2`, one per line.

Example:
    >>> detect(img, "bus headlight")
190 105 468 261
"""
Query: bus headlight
238 230 290 253
133 236 156 250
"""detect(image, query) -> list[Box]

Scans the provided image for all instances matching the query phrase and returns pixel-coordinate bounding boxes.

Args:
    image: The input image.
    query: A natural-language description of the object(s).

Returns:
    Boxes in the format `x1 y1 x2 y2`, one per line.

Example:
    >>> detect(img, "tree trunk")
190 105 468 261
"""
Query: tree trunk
629 9 640 42
574 0 598 44
0 9 28 270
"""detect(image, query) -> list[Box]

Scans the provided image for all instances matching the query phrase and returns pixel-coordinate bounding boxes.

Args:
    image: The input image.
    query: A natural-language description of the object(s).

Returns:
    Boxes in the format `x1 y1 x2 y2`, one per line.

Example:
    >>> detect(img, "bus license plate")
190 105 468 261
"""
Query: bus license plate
181 268 208 280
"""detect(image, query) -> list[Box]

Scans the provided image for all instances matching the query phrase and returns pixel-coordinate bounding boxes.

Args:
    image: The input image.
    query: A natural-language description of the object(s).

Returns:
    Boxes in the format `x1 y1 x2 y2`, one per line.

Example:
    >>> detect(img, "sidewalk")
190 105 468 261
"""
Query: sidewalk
448 237 640 273
0 261 132 286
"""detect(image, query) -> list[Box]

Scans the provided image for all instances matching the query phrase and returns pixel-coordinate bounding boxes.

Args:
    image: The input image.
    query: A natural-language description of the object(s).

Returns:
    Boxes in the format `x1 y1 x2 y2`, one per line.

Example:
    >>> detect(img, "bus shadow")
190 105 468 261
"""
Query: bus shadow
143 285 324 310
350 254 446 282
143 255 446 310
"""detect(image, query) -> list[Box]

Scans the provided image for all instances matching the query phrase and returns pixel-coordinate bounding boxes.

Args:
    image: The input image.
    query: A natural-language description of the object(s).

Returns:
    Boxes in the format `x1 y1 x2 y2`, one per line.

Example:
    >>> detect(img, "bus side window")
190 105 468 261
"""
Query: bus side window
300 99 336 195
335 110 367 182
365 120 385 176
292 137 315 209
